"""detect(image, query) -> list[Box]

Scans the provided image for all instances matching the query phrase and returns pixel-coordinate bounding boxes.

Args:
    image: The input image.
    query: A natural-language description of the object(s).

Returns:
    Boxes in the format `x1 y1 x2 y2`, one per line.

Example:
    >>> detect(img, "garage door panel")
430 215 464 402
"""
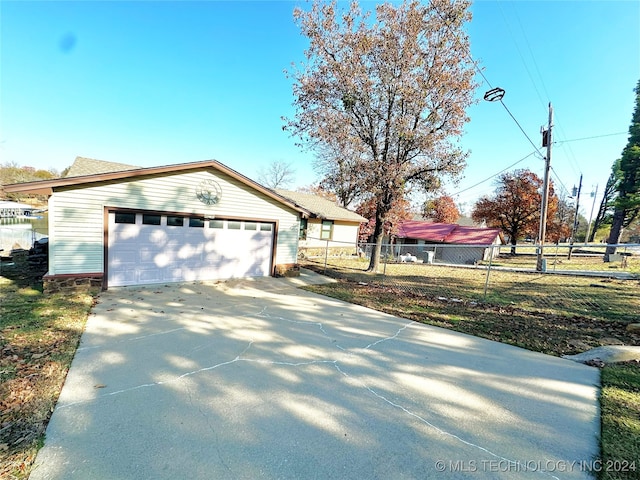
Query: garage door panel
146 228 168 245
111 224 140 242
110 269 137 286
138 248 156 263
138 269 164 284
108 213 274 287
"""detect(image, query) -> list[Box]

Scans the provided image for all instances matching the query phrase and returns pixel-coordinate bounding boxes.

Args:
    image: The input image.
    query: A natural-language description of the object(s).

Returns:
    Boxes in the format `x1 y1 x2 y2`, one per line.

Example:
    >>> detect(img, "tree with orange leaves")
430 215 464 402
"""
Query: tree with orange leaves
422 195 460 223
471 169 562 254
356 196 413 244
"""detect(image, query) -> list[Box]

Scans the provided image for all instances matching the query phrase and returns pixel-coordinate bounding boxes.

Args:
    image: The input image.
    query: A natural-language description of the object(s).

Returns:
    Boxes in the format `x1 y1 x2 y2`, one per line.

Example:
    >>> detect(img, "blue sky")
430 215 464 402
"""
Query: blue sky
1 1 639 217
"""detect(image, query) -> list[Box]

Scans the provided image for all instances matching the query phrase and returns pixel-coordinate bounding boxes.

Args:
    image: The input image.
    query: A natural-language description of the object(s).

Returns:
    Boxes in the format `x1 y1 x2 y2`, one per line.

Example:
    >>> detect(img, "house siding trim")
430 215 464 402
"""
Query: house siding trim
299 220 360 248
4 162 310 219
43 169 299 284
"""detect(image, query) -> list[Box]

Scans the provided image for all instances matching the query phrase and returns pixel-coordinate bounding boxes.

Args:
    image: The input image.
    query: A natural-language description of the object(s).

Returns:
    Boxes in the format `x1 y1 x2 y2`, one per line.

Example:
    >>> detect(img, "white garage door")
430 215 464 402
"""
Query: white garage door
107 211 274 287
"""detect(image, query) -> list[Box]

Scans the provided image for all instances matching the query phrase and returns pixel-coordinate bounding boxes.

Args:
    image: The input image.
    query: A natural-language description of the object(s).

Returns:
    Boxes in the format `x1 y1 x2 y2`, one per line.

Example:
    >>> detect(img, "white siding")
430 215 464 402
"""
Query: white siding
332 221 360 244
48 170 299 276
301 219 360 248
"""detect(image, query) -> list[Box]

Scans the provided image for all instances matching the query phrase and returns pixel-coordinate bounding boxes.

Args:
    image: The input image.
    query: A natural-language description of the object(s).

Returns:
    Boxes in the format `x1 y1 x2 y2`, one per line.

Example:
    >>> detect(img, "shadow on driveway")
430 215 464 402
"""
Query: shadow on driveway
30 270 600 480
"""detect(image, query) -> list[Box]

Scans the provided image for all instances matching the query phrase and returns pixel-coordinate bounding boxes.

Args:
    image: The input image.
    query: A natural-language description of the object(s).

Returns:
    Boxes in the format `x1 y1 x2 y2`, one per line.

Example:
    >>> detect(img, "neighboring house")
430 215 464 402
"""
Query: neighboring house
4 157 313 291
0 200 37 218
274 189 367 254
0 201 45 253
396 220 504 264
64 157 139 177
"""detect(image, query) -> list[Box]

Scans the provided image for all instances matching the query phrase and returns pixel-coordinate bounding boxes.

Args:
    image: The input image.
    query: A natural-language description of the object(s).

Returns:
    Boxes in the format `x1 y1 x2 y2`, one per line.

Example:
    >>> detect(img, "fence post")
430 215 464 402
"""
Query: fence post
552 243 560 271
323 239 329 274
482 244 494 301
381 243 388 285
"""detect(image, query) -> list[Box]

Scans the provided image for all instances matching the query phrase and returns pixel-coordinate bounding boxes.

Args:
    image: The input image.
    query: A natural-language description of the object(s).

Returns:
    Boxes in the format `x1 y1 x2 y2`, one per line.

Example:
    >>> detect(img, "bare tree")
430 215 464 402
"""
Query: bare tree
296 184 337 202
257 160 296 189
284 0 476 272
313 141 366 208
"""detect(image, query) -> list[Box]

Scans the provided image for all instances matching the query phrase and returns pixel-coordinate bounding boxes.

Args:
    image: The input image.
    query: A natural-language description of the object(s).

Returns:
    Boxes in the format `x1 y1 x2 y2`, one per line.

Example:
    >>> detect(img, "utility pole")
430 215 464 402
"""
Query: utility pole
567 173 582 260
585 184 599 243
537 103 552 271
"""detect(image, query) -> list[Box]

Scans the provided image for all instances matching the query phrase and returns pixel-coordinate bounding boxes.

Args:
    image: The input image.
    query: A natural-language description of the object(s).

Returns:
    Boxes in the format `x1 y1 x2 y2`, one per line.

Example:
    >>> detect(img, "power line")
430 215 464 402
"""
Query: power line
555 131 627 144
498 100 545 158
507 0 552 107
496 1 585 180
497 0 546 109
549 166 572 198
432 4 546 161
452 150 539 197
550 110 584 178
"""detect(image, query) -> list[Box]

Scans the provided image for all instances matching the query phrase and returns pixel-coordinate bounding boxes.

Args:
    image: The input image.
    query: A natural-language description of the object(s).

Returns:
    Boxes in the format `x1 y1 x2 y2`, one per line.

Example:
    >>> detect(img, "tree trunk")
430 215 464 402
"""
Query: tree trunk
367 232 385 272
604 207 625 261
367 208 386 272
510 236 517 256
587 224 597 243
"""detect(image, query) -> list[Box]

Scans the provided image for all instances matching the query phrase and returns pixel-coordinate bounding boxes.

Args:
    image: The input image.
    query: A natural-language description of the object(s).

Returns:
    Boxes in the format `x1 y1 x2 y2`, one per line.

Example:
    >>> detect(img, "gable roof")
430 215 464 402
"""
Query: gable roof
398 220 503 245
4 159 311 217
275 189 367 223
65 157 139 177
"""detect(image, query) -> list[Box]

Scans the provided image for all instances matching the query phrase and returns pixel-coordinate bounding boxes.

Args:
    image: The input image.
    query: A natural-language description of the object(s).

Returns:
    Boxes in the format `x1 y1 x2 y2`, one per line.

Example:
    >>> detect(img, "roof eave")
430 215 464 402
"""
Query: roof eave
3 160 312 216
3 183 54 195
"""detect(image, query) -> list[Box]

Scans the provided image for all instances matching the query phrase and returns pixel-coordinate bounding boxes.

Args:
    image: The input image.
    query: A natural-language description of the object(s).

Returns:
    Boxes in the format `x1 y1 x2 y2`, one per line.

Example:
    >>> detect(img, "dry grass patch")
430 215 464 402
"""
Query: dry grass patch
304 281 639 356
0 272 96 479
303 276 640 480
302 257 640 323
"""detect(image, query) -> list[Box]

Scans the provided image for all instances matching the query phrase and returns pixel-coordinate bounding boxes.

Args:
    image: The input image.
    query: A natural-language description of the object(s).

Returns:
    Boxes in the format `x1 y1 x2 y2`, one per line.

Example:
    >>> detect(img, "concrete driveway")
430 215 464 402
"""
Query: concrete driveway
30 270 600 480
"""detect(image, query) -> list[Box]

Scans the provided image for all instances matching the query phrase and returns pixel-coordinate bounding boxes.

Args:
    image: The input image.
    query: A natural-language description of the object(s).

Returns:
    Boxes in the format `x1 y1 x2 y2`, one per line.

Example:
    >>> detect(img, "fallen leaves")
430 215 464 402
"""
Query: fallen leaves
306 281 640 357
1 275 96 479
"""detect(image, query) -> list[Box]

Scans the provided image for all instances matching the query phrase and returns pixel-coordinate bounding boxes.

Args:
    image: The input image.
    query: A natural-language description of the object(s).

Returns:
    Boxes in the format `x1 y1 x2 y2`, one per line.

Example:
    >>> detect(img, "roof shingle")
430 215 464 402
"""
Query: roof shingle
275 189 367 223
65 157 139 177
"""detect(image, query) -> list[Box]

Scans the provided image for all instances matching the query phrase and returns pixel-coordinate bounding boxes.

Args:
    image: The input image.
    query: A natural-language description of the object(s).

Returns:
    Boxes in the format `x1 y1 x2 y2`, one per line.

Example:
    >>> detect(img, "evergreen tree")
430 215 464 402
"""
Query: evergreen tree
606 79 640 258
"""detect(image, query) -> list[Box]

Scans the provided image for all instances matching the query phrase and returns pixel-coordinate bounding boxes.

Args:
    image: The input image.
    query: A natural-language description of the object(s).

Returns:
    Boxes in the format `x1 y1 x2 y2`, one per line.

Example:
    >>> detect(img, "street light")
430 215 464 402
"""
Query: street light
568 174 582 259
483 87 505 102
483 88 553 270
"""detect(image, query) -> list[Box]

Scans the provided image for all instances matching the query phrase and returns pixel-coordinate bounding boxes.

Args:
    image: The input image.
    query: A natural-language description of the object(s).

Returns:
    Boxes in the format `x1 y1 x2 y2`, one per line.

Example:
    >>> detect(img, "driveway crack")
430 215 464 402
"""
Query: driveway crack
332 362 562 480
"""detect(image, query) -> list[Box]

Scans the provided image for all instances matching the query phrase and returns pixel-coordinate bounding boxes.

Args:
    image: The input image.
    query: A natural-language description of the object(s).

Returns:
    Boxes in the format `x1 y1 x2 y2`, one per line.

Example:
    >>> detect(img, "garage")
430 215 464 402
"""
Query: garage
4 158 309 291
108 211 275 287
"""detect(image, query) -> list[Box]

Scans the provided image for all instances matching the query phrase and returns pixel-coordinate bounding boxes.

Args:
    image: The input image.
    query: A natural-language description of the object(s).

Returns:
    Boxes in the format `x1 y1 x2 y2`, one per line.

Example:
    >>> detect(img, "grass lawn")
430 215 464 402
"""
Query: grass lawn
486 247 640 275
1 258 638 479
304 254 640 328
0 264 96 479
302 261 639 480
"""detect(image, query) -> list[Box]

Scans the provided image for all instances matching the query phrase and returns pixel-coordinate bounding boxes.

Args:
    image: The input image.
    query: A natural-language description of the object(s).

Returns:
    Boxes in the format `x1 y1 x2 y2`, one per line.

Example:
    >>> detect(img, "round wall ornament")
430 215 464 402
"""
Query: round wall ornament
196 179 222 205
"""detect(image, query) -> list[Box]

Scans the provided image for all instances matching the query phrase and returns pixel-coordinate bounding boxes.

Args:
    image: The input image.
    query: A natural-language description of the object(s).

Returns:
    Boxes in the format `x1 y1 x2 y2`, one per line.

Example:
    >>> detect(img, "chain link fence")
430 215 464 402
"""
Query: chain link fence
0 226 47 254
299 238 640 323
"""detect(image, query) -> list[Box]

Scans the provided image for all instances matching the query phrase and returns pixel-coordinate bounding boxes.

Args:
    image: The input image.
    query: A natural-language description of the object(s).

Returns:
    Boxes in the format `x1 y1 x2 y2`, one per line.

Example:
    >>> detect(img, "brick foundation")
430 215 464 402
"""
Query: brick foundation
43 273 104 295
